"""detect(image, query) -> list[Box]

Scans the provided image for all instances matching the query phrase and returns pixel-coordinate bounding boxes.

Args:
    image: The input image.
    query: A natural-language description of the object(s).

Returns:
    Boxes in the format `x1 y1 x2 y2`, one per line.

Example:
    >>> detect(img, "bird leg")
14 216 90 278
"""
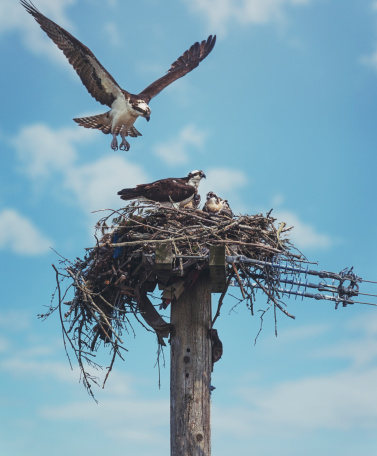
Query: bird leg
169 196 180 210
119 131 130 152
111 133 118 151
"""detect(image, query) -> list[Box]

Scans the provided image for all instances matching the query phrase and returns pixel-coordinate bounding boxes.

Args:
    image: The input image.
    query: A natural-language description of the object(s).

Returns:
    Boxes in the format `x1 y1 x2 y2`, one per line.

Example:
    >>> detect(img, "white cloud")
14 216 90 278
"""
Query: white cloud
0 311 32 331
360 3 377 73
213 367 377 438
0 336 9 353
153 124 208 165
0 358 78 383
274 209 332 250
271 193 285 207
64 154 149 211
312 313 377 368
103 22 121 46
183 0 310 34
0 0 77 67
360 49 377 73
201 167 248 194
275 323 330 343
199 167 248 213
12 123 91 179
40 395 169 439
0 208 52 255
38 368 169 447
12 123 149 214
0 341 169 449
213 314 377 441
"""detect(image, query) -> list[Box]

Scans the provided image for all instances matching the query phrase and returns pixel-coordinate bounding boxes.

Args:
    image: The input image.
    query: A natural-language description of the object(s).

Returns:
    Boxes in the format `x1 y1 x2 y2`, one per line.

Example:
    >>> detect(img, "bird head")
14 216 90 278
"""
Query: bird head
131 99 151 121
187 170 206 188
206 191 218 201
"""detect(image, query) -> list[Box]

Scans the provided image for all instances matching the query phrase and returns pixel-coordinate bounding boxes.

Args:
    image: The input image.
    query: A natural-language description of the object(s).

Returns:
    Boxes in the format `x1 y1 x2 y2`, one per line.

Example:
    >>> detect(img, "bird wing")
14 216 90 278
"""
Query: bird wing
21 1 126 107
141 178 196 203
138 35 216 102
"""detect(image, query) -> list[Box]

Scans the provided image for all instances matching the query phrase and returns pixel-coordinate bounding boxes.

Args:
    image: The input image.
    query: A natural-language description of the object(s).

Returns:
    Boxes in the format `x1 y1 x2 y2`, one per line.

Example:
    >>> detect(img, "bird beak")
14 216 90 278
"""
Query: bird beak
202 173 206 179
144 114 150 122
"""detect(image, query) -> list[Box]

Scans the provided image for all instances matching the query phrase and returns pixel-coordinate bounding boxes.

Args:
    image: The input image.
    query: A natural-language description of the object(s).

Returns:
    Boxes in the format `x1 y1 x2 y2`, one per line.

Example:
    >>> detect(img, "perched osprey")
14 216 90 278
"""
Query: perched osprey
118 170 206 207
202 191 233 216
21 1 216 151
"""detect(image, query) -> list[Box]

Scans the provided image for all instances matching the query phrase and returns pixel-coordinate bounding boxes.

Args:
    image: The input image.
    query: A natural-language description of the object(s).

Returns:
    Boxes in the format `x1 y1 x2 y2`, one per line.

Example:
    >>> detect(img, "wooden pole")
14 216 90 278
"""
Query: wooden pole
170 271 212 456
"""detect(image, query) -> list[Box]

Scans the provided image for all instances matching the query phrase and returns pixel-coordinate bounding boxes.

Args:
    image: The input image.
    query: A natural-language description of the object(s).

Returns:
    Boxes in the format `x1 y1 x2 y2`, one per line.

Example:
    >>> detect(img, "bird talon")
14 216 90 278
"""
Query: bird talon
111 136 118 151
119 138 130 151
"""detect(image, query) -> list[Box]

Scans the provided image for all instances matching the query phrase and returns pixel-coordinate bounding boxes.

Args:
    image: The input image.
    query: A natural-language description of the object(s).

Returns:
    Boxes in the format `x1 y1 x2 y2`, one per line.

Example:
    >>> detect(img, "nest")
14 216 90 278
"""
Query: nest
46 203 303 397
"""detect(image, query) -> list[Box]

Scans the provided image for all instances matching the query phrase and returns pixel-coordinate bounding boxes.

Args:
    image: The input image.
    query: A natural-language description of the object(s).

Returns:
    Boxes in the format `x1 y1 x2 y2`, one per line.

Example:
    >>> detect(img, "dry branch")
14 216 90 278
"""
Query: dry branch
45 203 302 394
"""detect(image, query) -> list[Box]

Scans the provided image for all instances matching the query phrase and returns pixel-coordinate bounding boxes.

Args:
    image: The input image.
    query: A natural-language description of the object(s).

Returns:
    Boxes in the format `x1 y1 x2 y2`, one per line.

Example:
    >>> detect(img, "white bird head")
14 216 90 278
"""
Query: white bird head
131 99 151 121
187 170 206 188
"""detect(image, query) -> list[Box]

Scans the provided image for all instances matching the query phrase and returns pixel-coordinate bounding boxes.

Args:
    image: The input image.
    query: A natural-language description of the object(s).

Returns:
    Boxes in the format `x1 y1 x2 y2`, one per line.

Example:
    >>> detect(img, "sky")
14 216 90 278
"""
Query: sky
1 0 377 454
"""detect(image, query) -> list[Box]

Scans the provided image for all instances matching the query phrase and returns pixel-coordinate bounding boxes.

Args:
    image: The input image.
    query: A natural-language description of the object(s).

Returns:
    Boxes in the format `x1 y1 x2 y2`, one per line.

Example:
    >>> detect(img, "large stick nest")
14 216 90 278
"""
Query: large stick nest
46 203 302 397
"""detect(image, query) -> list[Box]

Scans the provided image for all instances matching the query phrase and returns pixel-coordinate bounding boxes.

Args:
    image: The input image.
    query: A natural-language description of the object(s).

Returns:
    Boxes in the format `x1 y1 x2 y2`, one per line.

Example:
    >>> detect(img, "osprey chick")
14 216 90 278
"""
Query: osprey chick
202 191 233 216
21 1 216 151
118 170 206 208
182 193 201 210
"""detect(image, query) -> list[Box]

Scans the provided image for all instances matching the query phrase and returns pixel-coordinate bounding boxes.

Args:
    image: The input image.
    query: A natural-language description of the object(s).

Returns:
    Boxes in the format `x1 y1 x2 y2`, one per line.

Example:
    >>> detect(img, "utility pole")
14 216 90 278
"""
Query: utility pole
170 271 212 456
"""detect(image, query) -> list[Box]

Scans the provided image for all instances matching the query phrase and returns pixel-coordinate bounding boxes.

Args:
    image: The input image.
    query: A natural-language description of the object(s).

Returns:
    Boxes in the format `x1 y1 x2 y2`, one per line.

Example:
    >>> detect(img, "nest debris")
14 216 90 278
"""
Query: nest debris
44 203 303 397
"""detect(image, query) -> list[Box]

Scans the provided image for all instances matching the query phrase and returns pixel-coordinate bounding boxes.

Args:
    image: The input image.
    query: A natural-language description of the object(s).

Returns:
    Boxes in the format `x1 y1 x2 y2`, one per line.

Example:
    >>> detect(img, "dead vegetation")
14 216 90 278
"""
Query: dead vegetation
44 203 303 397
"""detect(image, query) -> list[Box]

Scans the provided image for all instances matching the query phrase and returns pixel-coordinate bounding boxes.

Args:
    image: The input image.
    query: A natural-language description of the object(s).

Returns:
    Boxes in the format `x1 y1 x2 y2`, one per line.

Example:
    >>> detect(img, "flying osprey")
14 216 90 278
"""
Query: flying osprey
118 170 206 208
21 1 216 151
202 191 233 216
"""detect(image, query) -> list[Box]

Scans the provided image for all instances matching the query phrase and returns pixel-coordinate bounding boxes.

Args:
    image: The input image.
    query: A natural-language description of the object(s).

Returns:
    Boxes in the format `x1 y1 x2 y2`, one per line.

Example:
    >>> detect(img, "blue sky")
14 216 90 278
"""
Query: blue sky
1 0 377 454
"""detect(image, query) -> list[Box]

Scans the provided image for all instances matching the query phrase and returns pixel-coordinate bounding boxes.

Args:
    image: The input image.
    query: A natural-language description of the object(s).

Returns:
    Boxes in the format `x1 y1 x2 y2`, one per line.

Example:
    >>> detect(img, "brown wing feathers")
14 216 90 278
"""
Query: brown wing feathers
118 179 195 203
138 35 216 102
21 0 121 107
169 35 216 72
22 1 215 107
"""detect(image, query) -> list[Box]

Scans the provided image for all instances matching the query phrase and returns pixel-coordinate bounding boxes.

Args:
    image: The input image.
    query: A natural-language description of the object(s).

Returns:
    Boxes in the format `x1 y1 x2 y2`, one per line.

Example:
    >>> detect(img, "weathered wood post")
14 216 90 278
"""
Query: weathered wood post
170 271 212 455
169 246 226 456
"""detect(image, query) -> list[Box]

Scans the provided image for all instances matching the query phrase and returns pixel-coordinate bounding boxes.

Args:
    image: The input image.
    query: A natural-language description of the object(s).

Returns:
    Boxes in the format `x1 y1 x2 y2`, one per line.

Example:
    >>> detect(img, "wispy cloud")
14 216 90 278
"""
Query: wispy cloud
199 167 249 213
274 209 332 250
360 49 377 73
312 313 377 368
0 0 77 67
212 315 377 442
359 2 377 73
64 154 149 211
12 123 149 213
200 167 248 194
40 392 169 446
12 123 91 179
0 336 9 353
0 311 33 331
103 22 121 46
153 124 208 166
213 367 377 438
0 208 52 255
0 336 169 450
183 0 311 34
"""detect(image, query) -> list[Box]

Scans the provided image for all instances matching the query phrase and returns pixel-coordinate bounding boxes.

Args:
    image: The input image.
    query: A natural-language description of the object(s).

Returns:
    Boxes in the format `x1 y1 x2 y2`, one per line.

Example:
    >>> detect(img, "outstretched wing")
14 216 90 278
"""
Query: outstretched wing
21 0 126 107
138 35 216 102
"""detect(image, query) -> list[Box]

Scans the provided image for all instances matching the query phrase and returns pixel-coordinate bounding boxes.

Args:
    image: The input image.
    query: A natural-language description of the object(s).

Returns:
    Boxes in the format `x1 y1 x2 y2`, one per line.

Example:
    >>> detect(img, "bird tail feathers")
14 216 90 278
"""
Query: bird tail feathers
117 188 142 201
73 113 142 137
73 112 112 134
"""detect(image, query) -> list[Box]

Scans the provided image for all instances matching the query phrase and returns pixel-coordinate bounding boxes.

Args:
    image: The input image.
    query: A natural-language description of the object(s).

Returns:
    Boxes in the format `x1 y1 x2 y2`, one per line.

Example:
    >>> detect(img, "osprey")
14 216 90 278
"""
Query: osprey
202 191 233 216
118 170 206 208
21 1 216 151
